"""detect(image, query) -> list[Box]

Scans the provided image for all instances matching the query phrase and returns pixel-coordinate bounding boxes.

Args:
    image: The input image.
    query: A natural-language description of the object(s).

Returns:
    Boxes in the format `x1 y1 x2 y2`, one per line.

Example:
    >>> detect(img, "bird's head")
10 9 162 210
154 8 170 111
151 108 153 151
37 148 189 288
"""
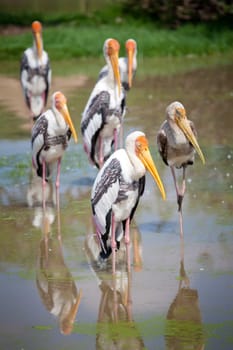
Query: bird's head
125 39 137 89
52 91 78 143
32 20 43 59
60 289 82 335
167 101 205 164
104 38 121 97
127 131 166 200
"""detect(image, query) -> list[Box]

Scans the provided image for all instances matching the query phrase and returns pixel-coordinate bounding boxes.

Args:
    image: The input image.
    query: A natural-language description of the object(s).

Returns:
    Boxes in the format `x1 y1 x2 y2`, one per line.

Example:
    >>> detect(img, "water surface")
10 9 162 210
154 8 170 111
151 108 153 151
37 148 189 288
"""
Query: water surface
0 63 233 350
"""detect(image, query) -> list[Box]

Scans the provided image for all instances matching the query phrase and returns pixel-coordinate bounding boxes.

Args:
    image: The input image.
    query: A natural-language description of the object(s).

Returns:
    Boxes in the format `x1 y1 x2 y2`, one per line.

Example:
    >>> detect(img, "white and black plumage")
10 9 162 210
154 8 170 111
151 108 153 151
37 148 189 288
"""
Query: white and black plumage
20 20 51 120
157 101 205 236
91 131 166 272
81 38 124 169
31 91 78 207
98 39 137 92
36 213 82 335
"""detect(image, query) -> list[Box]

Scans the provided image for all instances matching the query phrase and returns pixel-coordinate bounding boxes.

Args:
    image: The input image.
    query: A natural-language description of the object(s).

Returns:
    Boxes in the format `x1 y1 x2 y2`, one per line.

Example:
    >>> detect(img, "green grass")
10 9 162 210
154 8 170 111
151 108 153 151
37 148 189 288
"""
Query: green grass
1 22 233 62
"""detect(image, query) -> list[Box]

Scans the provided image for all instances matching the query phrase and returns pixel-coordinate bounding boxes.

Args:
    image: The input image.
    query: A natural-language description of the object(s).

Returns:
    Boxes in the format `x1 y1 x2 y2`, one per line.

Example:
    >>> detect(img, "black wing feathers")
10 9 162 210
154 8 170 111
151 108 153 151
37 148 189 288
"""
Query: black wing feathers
157 131 169 166
81 91 110 135
91 158 121 211
31 116 48 145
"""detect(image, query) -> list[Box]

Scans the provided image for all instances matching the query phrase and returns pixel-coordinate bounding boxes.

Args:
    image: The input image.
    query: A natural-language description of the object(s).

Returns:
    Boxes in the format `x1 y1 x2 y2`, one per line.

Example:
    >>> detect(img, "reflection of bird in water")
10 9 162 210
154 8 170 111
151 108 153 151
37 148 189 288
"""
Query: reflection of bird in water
91 131 165 273
27 167 55 228
20 20 51 121
36 207 82 335
157 101 205 237
31 91 78 209
85 233 145 350
81 38 124 169
165 238 205 350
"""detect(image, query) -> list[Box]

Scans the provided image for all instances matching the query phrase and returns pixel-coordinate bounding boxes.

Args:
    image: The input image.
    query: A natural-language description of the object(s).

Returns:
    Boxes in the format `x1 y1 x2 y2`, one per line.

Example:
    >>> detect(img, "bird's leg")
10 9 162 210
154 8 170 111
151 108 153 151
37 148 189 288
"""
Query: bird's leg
42 159 46 211
124 217 131 271
113 128 118 150
112 274 118 322
126 269 133 322
98 136 104 168
111 212 117 274
29 112 34 129
55 157 61 190
170 166 184 238
178 166 187 238
179 234 190 289
170 166 183 212
181 166 186 198
132 227 142 272
56 181 62 243
118 124 123 148
55 158 61 215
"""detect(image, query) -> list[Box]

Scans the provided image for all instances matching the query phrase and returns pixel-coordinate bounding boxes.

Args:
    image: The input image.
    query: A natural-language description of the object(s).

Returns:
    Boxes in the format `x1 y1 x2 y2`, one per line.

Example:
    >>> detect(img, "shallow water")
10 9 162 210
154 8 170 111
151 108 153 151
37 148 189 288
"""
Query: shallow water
0 63 233 350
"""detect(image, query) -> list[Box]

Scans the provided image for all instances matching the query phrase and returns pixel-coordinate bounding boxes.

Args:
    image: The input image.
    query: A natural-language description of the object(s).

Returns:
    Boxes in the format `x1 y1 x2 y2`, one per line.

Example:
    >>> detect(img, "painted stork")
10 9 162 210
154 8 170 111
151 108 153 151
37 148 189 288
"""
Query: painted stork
20 20 51 121
91 131 166 273
157 101 205 236
81 38 124 169
97 39 137 148
31 91 78 208
98 38 137 92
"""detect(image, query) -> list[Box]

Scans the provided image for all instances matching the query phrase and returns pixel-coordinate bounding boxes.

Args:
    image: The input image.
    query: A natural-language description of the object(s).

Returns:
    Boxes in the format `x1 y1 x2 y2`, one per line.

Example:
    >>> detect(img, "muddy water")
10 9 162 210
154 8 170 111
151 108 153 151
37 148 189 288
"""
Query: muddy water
0 63 233 350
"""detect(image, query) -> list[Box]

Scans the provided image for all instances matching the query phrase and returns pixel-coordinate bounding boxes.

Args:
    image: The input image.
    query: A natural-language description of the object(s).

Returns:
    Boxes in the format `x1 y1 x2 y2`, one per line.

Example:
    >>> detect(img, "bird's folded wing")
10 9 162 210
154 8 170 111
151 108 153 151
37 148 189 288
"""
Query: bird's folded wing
81 91 110 155
157 128 169 166
91 157 121 234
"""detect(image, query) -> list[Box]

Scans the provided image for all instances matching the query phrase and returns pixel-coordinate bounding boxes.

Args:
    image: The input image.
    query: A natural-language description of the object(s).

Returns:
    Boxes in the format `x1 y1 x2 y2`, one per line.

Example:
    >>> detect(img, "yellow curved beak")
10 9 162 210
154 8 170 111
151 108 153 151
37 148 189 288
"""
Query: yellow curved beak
127 48 133 89
68 289 82 323
35 32 43 59
177 119 205 164
109 51 121 97
61 104 78 143
138 147 166 200
61 289 82 335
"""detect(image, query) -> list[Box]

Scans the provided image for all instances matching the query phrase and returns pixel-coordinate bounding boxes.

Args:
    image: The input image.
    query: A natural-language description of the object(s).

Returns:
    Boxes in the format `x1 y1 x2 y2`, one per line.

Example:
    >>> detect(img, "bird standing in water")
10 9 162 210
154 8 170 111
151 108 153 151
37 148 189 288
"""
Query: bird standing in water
157 101 205 236
31 91 78 209
91 131 166 273
81 38 124 169
98 38 137 147
20 20 51 121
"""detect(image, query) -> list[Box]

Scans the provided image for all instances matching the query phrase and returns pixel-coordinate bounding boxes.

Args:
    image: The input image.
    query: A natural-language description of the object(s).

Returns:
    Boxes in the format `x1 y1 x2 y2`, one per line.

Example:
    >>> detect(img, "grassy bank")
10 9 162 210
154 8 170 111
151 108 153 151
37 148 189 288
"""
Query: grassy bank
1 22 233 61
0 5 232 79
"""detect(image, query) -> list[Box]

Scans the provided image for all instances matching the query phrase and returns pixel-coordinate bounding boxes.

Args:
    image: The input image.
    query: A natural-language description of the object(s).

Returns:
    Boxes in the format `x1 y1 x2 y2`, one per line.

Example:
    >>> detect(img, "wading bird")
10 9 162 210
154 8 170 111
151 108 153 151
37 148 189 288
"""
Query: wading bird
31 91 78 208
157 101 205 236
98 38 137 92
20 20 51 121
97 39 137 148
81 38 124 169
91 131 166 273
